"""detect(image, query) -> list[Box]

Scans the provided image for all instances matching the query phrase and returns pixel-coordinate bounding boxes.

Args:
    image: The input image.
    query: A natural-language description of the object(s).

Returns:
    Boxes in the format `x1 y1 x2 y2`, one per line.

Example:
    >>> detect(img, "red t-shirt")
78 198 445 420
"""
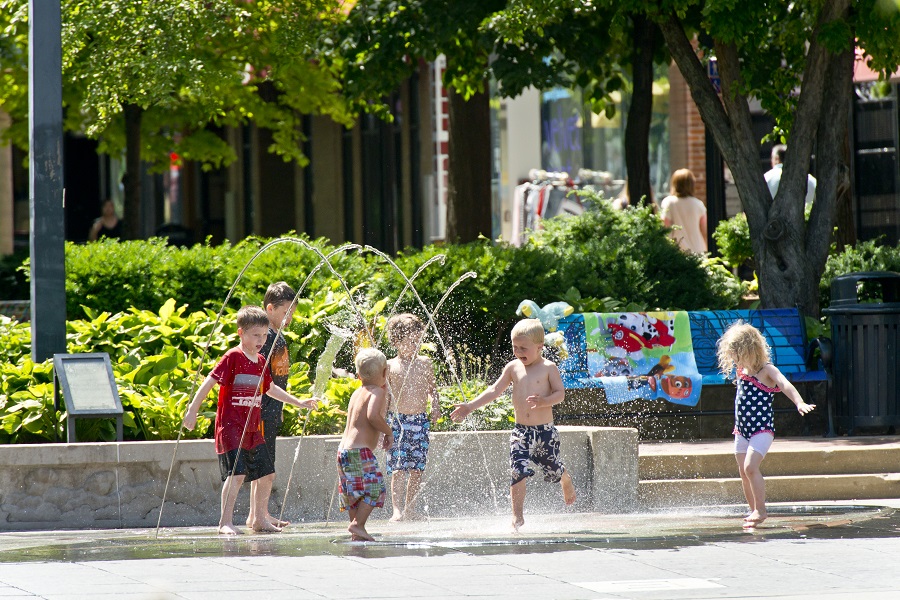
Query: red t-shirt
210 347 272 453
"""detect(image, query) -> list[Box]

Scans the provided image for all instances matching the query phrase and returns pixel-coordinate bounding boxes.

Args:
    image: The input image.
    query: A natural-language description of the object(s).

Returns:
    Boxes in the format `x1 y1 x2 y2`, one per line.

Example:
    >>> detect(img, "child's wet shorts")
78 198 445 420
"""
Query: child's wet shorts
387 412 431 474
337 447 385 511
509 423 566 486
218 445 272 482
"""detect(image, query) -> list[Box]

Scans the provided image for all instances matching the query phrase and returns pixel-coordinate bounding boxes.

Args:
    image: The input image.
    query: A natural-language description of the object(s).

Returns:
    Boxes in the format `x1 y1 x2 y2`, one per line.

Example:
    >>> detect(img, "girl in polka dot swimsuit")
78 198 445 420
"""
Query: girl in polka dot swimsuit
717 322 816 528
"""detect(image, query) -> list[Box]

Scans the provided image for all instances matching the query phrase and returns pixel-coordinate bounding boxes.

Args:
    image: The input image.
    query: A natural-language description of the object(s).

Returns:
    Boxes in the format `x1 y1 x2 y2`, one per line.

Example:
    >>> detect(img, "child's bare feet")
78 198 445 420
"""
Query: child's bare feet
250 519 282 533
742 510 767 527
389 511 404 522
511 517 525 532
218 524 242 535
349 523 375 541
561 471 576 506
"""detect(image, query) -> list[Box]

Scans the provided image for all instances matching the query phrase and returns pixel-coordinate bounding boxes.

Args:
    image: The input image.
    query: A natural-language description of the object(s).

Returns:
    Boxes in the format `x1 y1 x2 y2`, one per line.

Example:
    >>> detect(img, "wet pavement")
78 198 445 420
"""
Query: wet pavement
2 501 900 599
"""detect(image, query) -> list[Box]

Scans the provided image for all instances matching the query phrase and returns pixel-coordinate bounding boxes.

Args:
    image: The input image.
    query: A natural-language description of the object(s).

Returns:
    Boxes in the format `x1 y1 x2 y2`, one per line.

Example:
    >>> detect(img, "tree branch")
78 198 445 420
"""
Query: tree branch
657 13 734 163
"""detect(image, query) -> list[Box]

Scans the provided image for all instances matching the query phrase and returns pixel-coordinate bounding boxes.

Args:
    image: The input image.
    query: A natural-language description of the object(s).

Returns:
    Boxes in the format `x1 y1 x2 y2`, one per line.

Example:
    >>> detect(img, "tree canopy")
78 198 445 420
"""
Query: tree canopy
0 0 351 237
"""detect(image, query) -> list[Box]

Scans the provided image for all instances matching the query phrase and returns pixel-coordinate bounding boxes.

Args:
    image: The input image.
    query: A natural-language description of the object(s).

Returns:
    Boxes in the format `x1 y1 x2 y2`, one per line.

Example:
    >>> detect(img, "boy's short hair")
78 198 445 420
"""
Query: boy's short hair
386 313 425 345
236 305 270 331
355 348 387 382
264 281 296 309
511 318 545 344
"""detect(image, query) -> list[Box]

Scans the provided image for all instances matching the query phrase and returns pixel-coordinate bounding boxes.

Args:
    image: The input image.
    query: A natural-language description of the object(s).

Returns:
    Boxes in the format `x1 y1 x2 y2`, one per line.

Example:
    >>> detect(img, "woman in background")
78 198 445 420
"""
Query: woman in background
660 169 707 254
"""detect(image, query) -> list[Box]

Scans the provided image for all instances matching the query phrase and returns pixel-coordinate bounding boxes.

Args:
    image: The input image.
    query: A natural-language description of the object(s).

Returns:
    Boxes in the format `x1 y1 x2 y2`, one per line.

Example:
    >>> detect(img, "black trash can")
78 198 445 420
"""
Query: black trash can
823 271 900 434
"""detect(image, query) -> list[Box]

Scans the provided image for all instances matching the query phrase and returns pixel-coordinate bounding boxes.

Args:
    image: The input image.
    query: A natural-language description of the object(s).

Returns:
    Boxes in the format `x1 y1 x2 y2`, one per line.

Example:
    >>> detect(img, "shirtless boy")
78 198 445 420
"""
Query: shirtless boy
451 318 576 530
386 314 439 521
337 348 393 541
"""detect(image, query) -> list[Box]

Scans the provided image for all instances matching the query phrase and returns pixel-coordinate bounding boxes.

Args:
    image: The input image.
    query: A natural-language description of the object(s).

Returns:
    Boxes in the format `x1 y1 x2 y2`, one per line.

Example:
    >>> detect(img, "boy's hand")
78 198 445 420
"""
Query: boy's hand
302 397 320 410
526 394 543 409
182 412 197 431
450 402 471 422
380 432 393 450
797 402 816 415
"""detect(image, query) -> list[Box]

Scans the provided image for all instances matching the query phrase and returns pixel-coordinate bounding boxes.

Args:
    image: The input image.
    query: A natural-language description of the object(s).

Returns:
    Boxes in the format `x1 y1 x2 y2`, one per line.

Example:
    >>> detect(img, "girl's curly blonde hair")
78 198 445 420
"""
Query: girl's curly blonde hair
716 321 770 378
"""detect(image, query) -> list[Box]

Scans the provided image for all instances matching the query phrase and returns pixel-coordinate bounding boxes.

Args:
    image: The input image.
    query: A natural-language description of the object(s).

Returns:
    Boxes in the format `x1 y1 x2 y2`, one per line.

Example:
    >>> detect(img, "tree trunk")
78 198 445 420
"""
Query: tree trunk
624 15 660 207
446 86 492 242
123 103 143 240
658 4 851 318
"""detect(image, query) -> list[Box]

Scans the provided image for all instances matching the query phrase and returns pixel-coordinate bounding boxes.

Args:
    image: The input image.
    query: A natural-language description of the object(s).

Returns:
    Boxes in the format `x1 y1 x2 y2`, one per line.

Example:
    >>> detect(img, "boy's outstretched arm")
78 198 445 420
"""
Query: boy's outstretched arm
267 384 320 410
527 363 565 409
450 364 513 422
183 374 216 431
426 357 440 422
367 389 393 450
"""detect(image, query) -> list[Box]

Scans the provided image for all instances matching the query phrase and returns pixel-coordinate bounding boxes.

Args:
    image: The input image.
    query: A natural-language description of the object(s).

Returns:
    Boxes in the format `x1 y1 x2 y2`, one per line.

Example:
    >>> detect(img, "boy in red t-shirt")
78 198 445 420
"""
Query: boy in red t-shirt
183 305 318 535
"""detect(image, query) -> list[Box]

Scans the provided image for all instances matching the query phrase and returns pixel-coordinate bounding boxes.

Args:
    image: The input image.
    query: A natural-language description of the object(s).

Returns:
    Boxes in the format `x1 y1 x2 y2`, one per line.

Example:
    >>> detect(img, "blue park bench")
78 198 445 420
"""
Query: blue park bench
553 307 833 435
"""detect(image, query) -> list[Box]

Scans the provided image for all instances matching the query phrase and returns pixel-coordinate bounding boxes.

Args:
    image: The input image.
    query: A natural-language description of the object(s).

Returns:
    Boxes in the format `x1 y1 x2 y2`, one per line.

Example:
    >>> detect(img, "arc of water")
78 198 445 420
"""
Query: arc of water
154 239 359 538
363 245 500 510
375 253 446 348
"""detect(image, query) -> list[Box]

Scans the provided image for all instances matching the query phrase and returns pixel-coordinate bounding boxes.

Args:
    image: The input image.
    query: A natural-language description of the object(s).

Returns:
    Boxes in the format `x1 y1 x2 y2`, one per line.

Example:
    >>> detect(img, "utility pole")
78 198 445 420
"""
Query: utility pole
29 0 66 362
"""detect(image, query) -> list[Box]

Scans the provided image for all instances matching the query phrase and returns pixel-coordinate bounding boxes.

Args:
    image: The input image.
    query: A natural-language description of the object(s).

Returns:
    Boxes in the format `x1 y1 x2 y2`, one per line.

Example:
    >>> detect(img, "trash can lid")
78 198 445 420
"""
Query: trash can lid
829 271 900 307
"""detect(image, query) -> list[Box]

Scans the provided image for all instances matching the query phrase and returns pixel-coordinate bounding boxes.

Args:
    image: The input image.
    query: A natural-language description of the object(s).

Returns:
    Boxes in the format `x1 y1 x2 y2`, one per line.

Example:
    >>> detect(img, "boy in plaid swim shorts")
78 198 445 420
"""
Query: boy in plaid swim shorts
337 348 393 541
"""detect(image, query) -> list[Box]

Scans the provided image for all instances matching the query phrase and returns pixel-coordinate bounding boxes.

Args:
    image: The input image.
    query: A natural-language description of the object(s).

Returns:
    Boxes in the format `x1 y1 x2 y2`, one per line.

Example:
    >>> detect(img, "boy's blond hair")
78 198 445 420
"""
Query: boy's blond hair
511 318 545 344
716 321 770 377
236 305 269 331
386 313 425 345
355 348 387 382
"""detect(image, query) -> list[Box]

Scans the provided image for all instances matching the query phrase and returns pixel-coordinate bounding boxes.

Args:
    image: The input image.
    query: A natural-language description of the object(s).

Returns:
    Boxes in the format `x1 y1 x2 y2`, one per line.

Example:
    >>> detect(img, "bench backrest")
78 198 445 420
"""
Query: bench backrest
688 308 821 384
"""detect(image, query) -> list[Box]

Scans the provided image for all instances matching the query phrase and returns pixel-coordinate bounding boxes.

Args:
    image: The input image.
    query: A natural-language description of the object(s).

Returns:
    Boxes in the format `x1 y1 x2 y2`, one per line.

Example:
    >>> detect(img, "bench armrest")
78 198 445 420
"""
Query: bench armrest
806 336 833 374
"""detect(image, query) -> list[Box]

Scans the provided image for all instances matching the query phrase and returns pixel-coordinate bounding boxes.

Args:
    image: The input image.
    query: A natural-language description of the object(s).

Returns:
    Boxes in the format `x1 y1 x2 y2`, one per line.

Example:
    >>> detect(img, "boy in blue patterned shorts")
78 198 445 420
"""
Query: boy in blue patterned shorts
338 348 393 541
385 314 439 521
451 318 576 531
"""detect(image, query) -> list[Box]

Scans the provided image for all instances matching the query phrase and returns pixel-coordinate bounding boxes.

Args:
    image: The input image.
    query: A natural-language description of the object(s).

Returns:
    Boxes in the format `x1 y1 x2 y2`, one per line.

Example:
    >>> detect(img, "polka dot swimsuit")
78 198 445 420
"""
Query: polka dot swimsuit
733 365 780 440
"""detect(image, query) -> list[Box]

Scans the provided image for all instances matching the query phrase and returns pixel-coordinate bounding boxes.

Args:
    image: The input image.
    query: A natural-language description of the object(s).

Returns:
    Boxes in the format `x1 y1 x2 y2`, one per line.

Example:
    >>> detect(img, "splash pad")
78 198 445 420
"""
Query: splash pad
0 504 893 564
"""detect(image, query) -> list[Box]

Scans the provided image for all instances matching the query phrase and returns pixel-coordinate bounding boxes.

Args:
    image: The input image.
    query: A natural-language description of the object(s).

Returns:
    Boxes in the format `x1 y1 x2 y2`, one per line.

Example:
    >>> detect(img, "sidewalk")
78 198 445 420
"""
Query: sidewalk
1 501 899 599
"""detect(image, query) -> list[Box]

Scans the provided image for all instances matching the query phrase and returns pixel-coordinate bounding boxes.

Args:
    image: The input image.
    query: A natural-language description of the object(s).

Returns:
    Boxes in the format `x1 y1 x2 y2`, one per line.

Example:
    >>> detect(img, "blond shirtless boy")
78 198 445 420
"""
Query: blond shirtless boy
337 348 393 541
451 318 576 530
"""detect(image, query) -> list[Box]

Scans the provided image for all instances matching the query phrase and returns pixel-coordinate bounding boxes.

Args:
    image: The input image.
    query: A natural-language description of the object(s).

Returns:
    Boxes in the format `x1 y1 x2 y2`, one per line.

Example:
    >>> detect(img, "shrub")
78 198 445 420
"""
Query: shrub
712 212 753 270
368 199 740 360
820 240 900 309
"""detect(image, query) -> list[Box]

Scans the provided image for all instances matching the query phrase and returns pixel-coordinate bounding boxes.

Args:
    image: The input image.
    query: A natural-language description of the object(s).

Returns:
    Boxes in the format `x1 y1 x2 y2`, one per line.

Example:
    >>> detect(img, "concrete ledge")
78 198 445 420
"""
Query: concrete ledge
0 426 638 530
640 473 900 508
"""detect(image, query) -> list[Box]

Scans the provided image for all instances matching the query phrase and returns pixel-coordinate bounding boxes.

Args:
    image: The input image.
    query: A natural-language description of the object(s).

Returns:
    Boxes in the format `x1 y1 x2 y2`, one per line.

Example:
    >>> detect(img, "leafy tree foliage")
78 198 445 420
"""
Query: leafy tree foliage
0 0 350 238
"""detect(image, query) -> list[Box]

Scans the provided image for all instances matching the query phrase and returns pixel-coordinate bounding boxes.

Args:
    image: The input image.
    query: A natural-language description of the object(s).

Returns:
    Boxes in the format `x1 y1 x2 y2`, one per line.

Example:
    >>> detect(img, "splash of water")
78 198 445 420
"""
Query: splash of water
363 246 499 511
277 323 354 525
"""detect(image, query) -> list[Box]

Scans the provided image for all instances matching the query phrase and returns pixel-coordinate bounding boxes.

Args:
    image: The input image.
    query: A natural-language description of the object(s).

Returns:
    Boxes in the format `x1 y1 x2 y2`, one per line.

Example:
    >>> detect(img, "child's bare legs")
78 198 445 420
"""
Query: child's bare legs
741 450 767 525
403 470 424 519
560 471 576 505
219 474 246 535
510 479 526 531
248 474 282 532
735 452 755 518
247 477 288 529
347 501 376 541
390 471 407 521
